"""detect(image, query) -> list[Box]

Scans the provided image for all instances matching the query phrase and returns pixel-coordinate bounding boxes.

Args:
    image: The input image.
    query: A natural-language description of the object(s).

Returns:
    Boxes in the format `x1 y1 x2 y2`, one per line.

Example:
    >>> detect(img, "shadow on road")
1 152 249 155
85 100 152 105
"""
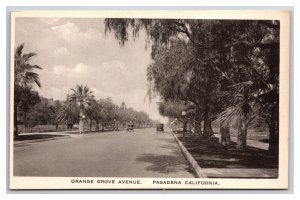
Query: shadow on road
136 137 193 175
136 153 192 174
134 136 194 175
158 138 181 150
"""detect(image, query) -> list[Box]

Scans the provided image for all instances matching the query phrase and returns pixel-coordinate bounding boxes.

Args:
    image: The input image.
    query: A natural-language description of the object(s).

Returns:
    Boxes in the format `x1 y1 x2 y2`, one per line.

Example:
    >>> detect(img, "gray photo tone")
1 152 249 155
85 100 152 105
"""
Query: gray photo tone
13 17 280 179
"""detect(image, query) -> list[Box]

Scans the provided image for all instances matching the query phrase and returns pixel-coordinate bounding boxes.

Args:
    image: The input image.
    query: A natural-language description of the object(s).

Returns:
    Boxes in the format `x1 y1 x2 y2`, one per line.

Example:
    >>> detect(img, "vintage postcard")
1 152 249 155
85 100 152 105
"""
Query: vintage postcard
9 10 290 189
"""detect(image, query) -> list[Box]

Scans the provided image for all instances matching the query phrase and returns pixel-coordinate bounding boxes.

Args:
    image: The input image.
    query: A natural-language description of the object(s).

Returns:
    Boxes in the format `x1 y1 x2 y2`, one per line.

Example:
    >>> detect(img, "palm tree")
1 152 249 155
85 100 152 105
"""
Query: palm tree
57 101 80 129
15 44 42 88
14 44 42 138
69 85 94 133
217 81 267 150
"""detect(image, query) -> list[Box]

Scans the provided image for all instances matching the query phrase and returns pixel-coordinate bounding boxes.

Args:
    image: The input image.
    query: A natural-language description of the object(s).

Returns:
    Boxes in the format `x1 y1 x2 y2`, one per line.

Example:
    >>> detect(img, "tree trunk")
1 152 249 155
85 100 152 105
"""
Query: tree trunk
199 121 202 135
268 45 279 157
79 107 84 134
219 121 231 146
236 118 247 150
79 119 84 134
110 123 113 131
102 122 105 131
195 121 201 136
183 121 187 137
268 103 279 157
183 121 187 132
89 119 93 131
203 97 214 138
14 104 19 139
95 120 99 131
194 110 202 136
203 114 214 137
23 112 27 133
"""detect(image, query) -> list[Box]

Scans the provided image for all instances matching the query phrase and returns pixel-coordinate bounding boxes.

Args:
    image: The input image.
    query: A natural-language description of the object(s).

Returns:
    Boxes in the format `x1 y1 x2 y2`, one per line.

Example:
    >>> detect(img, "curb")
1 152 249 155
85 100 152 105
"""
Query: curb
14 135 71 146
172 132 207 178
14 130 127 145
20 130 78 135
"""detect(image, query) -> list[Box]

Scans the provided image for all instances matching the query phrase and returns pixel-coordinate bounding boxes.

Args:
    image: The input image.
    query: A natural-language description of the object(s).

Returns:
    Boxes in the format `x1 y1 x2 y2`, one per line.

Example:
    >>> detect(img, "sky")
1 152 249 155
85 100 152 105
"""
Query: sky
15 17 168 123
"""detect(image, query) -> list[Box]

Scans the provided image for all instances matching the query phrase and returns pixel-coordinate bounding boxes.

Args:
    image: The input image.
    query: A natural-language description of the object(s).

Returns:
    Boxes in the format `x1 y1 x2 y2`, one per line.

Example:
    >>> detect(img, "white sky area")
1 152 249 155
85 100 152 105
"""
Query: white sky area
15 17 168 123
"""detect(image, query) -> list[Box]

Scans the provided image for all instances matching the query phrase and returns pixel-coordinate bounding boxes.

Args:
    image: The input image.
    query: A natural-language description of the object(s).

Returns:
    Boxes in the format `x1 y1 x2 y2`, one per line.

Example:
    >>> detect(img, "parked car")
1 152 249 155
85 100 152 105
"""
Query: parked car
73 124 79 129
127 124 134 132
156 124 164 132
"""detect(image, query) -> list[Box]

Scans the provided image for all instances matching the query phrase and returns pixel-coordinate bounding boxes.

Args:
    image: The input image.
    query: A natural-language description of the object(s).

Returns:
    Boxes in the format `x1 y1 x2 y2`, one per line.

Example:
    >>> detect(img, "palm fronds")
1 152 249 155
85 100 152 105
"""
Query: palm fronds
14 44 42 88
57 103 79 125
69 84 94 107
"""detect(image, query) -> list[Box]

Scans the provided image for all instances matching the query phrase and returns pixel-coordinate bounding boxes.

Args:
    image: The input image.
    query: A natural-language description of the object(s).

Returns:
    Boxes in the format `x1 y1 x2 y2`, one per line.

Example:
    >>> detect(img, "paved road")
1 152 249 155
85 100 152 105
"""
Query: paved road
14 128 194 178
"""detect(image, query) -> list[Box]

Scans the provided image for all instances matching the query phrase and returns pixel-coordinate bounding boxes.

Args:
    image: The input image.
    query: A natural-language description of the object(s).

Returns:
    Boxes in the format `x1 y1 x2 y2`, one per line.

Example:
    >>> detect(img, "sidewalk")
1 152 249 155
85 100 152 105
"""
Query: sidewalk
175 133 278 178
214 133 269 150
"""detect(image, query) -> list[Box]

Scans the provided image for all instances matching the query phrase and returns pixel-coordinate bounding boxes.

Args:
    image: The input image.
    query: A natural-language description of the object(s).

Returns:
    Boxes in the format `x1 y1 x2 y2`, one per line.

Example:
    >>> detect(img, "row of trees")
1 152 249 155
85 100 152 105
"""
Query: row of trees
59 85 154 133
105 19 280 156
14 44 154 137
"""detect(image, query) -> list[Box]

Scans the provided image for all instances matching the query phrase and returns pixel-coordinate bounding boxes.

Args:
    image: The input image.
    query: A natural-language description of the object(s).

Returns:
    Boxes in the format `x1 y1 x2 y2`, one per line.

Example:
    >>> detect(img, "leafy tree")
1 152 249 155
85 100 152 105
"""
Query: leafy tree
84 97 153 131
147 39 221 137
85 99 100 131
14 86 40 132
85 98 116 131
105 19 280 154
23 98 63 131
133 111 151 128
158 100 189 132
105 19 228 137
158 101 186 123
52 100 62 130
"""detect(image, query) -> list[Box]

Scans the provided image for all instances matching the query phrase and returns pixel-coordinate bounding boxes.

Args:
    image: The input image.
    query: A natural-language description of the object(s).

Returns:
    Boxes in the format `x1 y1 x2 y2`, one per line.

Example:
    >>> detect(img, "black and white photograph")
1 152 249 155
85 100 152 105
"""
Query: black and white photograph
9 10 290 189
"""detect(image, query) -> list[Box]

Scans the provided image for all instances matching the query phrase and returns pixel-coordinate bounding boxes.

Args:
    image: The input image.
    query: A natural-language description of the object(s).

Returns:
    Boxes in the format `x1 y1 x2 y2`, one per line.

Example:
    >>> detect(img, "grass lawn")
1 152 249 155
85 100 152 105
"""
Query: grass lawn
14 134 68 142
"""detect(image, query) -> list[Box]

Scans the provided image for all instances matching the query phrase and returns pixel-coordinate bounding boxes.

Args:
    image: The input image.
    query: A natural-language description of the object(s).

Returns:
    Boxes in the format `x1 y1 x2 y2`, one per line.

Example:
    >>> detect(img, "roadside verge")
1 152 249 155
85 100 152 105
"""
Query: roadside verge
14 135 71 146
172 132 207 178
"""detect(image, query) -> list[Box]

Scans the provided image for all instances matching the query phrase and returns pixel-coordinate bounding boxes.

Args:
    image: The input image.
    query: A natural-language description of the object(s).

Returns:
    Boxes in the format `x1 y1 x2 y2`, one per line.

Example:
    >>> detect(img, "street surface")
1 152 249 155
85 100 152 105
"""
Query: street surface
14 128 194 178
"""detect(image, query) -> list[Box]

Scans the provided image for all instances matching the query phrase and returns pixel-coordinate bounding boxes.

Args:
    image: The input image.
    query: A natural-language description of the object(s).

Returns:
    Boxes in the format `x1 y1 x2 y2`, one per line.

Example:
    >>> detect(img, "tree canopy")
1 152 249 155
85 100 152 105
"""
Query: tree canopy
105 18 280 153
